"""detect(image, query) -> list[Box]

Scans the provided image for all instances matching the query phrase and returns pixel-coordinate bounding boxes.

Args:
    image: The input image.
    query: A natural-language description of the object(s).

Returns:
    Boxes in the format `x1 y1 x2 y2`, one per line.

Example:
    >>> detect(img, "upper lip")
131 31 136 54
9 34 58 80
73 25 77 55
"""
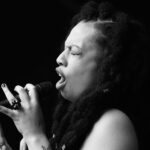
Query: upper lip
55 67 65 78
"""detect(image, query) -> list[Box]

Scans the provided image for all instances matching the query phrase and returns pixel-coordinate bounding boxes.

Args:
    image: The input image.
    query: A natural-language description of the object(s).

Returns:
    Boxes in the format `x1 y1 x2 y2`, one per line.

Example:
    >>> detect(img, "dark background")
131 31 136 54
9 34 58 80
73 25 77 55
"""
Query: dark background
0 0 150 149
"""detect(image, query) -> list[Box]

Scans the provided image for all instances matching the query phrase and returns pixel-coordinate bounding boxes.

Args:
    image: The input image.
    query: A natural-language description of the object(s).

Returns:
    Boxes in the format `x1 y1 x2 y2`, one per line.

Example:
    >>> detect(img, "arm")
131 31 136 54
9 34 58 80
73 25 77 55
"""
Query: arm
0 83 52 150
19 136 52 150
24 134 51 150
20 135 51 150
81 109 138 150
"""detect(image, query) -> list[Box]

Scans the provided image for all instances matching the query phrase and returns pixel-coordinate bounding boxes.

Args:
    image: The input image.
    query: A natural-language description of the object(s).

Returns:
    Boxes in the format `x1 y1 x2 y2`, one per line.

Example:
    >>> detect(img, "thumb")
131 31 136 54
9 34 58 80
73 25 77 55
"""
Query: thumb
19 138 28 150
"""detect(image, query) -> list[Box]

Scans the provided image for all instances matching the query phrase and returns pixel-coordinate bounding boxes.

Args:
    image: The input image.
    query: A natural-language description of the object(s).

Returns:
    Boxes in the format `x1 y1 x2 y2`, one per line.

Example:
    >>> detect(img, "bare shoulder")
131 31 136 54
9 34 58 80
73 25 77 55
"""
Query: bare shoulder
81 109 138 150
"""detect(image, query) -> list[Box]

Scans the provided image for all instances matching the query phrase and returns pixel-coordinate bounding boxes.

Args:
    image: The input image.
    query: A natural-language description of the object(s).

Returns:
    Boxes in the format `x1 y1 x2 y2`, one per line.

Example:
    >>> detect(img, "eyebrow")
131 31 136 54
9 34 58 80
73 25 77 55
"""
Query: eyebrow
65 44 81 50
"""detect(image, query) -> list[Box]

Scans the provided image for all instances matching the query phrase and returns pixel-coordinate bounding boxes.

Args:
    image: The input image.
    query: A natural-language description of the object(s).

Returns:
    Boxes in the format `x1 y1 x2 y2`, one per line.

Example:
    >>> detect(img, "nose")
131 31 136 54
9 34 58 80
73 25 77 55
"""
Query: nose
56 50 68 66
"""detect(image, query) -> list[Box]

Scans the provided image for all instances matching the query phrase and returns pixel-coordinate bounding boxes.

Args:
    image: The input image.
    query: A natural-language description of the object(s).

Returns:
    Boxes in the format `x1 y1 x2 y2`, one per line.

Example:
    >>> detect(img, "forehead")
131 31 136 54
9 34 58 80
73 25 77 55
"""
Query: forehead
65 21 104 47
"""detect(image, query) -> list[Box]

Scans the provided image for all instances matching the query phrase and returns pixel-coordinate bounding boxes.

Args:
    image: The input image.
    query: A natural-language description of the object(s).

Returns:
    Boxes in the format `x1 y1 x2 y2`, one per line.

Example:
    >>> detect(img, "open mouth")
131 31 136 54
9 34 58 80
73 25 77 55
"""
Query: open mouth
56 68 66 89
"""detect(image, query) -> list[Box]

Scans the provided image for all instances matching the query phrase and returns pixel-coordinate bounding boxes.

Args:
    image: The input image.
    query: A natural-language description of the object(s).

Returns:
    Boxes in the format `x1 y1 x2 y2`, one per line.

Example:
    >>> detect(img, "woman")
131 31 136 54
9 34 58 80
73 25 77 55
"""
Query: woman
0 1 149 150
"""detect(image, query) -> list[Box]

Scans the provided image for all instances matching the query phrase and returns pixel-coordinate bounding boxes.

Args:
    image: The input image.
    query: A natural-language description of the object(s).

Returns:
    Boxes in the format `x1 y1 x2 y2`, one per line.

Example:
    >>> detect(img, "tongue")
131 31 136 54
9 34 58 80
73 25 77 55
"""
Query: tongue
59 76 65 84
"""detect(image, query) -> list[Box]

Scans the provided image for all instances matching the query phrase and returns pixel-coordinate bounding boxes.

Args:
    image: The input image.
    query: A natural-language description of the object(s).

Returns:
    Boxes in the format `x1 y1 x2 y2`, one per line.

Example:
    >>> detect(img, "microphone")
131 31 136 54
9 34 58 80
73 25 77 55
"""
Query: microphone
0 81 53 109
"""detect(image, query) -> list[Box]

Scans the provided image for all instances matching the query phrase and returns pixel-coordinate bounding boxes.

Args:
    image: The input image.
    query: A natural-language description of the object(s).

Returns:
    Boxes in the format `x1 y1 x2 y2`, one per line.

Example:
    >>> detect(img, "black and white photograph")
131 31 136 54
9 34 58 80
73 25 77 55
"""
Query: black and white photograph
0 0 150 149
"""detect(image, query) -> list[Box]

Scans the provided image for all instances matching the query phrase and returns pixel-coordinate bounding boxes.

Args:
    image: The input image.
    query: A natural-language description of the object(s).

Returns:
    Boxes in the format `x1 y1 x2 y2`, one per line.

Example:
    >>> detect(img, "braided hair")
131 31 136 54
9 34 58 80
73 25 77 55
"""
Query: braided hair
50 1 150 149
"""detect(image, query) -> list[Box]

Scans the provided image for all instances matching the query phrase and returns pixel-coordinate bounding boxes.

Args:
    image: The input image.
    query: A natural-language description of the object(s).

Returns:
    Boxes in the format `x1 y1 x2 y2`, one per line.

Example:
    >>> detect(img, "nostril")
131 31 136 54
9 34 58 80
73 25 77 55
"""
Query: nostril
58 62 63 66
56 57 63 66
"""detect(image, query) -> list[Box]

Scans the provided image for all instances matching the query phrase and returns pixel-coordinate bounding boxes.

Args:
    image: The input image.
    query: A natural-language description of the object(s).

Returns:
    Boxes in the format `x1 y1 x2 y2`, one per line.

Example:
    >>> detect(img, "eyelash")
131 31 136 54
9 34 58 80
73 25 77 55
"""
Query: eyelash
68 46 81 55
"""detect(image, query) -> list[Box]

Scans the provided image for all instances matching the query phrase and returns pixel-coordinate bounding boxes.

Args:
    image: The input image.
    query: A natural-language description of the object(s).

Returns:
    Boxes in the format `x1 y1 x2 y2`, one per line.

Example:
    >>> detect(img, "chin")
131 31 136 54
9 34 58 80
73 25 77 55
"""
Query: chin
60 91 79 102
60 91 71 101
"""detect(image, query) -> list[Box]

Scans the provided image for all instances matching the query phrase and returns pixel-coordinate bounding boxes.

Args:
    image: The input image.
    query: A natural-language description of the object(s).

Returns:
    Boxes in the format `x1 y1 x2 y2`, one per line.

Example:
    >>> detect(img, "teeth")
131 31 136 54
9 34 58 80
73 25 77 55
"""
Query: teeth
59 73 61 77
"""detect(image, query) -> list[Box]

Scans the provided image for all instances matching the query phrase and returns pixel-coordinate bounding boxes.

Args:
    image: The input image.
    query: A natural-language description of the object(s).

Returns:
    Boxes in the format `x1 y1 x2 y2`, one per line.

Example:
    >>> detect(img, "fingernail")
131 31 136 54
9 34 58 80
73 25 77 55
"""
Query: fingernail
1 83 6 88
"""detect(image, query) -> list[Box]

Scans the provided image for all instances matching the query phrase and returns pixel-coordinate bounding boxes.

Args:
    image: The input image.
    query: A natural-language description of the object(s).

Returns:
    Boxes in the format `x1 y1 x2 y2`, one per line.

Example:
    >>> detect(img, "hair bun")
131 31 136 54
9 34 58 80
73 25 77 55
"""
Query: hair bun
98 1 115 20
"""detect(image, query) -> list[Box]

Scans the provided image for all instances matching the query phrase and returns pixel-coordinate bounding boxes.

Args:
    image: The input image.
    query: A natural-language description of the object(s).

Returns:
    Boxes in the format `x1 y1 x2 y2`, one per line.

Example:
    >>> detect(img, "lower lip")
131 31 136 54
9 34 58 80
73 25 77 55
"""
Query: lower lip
56 78 66 90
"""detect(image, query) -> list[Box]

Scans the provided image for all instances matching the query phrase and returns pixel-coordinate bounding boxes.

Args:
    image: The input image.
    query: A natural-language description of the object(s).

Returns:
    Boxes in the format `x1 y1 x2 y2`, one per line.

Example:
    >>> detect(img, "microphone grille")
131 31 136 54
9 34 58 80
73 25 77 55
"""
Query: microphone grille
36 81 53 98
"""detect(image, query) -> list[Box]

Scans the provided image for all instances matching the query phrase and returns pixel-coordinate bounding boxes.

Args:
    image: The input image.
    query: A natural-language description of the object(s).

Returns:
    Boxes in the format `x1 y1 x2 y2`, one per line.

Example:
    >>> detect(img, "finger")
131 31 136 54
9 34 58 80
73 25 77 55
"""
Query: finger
0 105 14 118
24 83 39 104
0 126 8 150
0 124 4 137
0 135 4 146
19 138 27 150
1 84 16 105
1 145 6 150
2 140 13 150
14 85 30 107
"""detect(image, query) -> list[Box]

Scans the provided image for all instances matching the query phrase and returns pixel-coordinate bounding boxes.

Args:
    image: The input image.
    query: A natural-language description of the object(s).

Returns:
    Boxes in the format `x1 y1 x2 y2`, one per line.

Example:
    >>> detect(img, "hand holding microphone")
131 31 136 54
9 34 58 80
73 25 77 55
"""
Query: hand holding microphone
0 81 52 109
0 81 52 140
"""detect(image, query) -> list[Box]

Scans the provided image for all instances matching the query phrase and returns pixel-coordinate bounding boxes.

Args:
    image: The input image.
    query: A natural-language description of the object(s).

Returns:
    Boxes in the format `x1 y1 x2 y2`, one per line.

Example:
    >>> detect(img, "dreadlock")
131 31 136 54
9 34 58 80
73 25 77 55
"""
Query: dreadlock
50 1 150 149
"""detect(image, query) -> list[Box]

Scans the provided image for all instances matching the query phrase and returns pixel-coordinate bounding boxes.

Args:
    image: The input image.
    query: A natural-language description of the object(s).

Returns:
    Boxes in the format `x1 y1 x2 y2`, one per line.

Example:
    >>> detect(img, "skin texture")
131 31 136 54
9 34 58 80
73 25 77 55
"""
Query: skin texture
81 109 138 150
56 21 138 150
0 21 138 150
0 124 13 150
56 21 105 102
0 83 50 150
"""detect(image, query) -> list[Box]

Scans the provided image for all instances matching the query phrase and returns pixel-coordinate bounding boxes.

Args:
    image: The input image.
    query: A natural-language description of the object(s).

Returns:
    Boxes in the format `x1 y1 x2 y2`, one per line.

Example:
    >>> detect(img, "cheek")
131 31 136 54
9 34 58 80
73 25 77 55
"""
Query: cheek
66 60 97 94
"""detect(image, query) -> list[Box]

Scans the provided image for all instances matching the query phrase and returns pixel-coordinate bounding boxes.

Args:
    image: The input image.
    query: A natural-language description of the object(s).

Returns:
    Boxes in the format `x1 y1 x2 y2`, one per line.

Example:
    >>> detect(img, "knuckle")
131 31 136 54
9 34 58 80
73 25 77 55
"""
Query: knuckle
25 83 36 91
25 83 34 89
14 85 23 92
20 138 24 143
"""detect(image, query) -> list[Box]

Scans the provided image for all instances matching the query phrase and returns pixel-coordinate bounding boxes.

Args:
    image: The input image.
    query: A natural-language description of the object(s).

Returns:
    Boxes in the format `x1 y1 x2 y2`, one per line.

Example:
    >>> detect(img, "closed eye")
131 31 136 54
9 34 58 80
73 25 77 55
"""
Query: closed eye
67 45 82 55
